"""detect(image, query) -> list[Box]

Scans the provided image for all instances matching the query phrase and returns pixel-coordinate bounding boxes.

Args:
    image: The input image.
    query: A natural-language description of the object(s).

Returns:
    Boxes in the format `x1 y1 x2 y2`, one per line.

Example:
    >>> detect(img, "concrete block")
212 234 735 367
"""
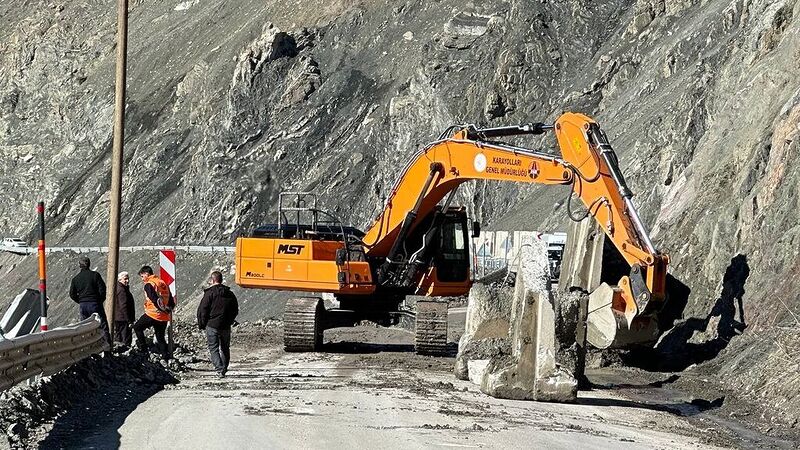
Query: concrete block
454 283 513 380
557 217 604 293
454 337 509 381
1 289 42 338
480 244 578 402
467 359 489 385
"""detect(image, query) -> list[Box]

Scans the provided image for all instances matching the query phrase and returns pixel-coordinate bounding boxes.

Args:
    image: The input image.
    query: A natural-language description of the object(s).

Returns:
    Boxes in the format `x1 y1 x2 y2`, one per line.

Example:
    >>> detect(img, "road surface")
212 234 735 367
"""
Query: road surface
44 323 729 449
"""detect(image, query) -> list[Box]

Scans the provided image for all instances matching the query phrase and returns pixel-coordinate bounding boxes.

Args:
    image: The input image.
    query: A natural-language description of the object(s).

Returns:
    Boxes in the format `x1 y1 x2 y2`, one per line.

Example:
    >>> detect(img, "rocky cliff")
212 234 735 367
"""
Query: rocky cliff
1 0 798 423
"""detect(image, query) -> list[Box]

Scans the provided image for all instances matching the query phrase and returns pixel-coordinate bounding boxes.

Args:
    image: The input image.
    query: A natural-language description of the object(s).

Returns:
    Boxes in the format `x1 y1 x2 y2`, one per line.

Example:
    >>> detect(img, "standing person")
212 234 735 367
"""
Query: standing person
197 271 239 378
68 256 110 343
113 271 136 346
132 266 174 358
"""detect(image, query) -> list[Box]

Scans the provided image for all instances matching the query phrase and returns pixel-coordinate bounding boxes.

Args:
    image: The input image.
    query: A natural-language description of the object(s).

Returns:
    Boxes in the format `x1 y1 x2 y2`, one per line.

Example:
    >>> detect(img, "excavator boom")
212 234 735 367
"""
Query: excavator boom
363 113 667 327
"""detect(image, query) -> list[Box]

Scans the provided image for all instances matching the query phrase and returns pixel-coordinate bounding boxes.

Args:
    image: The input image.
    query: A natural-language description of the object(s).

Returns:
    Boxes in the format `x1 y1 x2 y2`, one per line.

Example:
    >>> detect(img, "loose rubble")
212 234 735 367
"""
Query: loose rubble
0 351 179 449
0 333 204 449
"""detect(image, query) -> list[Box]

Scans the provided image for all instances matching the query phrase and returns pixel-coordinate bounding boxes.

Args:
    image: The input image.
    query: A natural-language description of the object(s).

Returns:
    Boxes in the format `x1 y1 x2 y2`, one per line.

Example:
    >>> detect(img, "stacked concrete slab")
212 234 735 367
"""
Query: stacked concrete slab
557 217 604 293
456 240 578 402
454 282 513 380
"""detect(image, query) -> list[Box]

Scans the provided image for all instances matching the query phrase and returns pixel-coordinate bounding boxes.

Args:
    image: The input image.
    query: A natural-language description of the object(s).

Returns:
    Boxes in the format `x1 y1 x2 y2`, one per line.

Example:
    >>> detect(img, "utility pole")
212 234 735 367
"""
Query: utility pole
105 0 129 341
37 202 48 331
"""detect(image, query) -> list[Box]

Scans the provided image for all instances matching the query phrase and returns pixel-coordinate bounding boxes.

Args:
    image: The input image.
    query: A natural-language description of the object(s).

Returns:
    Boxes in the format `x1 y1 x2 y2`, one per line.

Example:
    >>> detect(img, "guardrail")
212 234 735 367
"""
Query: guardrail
0 315 109 391
0 245 236 255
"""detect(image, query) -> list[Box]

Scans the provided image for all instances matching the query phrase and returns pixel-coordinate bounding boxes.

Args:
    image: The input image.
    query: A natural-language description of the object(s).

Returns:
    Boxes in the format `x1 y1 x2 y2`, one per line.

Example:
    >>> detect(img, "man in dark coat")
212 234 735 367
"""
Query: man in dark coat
197 271 239 377
69 256 110 343
113 271 136 346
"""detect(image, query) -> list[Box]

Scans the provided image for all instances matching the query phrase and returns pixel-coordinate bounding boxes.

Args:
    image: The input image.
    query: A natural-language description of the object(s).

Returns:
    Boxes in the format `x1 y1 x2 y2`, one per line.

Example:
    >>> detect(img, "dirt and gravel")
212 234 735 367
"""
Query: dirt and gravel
3 310 797 449
0 349 179 449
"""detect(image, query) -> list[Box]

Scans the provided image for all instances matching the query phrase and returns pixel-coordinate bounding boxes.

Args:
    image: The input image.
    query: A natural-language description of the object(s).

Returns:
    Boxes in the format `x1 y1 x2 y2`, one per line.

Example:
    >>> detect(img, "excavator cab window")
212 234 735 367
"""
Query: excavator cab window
435 212 470 282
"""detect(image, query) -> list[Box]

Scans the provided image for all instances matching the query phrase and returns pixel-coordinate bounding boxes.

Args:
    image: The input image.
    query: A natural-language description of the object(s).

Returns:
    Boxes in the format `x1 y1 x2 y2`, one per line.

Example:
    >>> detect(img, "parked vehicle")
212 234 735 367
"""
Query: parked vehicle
1 238 27 248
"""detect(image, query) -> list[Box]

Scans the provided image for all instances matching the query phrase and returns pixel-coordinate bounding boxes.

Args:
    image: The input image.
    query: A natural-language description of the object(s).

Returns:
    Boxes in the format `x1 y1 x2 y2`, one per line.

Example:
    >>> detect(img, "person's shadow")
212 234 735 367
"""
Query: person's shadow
627 254 750 371
711 254 749 340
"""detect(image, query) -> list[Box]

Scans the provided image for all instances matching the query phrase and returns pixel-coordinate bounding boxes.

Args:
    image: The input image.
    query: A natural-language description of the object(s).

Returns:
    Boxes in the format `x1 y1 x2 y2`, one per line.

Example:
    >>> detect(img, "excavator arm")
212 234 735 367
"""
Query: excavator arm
363 112 668 327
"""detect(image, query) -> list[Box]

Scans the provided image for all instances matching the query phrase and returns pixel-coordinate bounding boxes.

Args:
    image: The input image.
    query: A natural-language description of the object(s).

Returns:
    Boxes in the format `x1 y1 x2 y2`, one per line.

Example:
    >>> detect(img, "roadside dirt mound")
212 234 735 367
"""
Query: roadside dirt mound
0 352 178 449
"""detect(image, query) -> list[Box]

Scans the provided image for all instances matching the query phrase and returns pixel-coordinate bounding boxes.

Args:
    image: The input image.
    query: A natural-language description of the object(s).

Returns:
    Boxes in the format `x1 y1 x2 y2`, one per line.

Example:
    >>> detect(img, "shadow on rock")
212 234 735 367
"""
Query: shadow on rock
626 254 750 371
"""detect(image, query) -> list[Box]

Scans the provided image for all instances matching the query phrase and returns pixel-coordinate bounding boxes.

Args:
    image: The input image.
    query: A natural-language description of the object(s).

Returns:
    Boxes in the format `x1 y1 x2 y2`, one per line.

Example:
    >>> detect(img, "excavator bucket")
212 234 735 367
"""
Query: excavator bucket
558 217 661 349
585 282 660 348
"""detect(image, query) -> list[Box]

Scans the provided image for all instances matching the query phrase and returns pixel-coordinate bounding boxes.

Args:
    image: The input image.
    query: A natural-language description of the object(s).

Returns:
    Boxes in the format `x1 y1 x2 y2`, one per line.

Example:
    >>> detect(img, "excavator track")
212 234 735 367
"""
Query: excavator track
284 297 324 352
415 301 448 356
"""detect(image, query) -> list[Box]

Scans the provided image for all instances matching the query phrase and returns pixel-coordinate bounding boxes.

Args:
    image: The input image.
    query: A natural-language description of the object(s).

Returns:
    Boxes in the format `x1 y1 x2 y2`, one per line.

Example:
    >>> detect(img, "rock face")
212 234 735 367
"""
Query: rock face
1 0 799 422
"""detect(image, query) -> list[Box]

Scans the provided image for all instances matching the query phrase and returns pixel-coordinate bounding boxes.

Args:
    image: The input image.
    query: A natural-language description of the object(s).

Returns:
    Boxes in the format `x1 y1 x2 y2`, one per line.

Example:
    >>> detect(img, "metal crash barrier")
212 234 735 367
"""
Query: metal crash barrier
0 314 109 391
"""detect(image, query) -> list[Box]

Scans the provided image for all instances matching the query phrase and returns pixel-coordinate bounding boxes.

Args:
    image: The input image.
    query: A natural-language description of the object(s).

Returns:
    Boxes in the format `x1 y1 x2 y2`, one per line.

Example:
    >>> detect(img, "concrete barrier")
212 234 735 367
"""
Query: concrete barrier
557 217 604 293
454 283 513 380
478 243 578 402
0 289 43 338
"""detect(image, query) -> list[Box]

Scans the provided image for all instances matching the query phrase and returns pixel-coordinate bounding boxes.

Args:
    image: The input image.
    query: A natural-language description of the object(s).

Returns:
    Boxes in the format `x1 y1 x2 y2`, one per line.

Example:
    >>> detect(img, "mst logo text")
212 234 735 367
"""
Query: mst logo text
277 244 305 255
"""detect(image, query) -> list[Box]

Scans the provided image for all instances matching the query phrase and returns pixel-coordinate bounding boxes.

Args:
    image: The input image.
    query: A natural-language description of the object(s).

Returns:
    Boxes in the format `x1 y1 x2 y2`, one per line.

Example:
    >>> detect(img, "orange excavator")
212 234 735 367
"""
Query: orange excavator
235 112 669 355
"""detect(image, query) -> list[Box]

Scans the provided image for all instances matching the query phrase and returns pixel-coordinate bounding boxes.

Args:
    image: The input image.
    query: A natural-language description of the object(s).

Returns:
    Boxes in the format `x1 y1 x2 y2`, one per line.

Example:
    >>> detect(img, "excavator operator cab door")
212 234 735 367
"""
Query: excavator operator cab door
434 209 471 283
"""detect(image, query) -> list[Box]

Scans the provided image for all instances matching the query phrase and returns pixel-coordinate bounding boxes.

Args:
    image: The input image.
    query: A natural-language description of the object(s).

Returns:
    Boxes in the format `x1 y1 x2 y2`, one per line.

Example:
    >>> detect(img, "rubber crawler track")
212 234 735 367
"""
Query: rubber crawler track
284 297 323 352
415 301 448 356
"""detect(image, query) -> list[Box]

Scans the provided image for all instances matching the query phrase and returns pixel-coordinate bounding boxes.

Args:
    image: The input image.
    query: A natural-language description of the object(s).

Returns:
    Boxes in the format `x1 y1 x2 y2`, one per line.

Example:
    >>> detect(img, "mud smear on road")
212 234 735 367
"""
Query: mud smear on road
15 321 797 449
243 405 316 417
217 321 800 449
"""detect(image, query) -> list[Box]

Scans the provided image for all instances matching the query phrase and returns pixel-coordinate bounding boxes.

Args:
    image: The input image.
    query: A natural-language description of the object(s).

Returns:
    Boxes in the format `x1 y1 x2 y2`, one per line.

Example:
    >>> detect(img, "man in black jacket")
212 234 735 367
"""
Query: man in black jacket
69 256 110 343
197 271 239 377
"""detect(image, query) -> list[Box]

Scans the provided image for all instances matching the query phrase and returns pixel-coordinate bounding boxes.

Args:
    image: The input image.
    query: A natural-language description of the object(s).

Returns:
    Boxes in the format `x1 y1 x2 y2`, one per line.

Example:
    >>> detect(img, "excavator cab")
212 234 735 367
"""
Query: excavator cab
372 205 473 296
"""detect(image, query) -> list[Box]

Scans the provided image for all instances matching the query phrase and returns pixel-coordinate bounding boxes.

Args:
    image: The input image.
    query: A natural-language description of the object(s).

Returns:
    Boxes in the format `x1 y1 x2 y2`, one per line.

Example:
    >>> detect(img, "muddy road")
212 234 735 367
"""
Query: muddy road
49 343 708 448
33 308 796 449
28 308 796 449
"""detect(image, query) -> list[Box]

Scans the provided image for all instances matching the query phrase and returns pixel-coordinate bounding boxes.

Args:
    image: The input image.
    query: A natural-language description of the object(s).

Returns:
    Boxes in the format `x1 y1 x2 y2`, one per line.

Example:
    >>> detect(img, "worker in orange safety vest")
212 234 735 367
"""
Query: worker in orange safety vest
132 265 175 358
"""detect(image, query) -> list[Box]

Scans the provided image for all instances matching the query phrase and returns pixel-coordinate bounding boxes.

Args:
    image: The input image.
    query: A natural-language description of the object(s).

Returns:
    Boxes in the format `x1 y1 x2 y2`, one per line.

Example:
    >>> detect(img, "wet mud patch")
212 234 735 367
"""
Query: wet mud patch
243 405 315 416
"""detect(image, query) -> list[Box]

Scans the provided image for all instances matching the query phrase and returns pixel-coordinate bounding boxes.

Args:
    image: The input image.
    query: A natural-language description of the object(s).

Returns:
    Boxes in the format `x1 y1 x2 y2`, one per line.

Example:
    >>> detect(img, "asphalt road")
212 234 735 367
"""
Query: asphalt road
76 352 719 449
51 319 729 450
